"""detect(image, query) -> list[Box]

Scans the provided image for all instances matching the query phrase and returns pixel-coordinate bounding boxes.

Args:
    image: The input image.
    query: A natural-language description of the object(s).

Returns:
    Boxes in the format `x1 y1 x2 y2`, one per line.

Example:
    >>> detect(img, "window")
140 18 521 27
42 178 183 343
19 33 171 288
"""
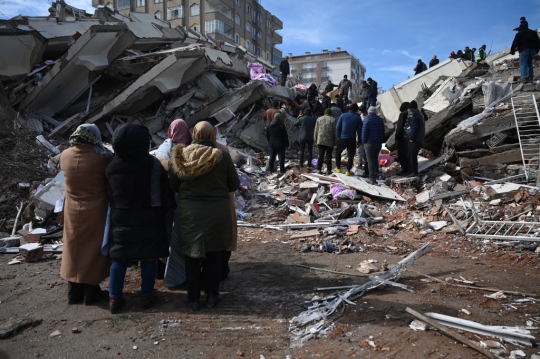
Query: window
235 0 240 5
267 19 270 28
190 4 199 16
290 64 297 72
205 20 224 33
321 61 328 70
245 22 251 32
234 33 240 43
266 52 270 61
266 34 270 44
257 13 262 23
256 30 262 39
273 53 281 65
117 0 129 9
235 13 240 25
246 40 251 50
246 4 251 14
136 0 144 7
192 25 199 32
167 5 183 19
154 10 163 19
256 47 262 56
154 0 162 3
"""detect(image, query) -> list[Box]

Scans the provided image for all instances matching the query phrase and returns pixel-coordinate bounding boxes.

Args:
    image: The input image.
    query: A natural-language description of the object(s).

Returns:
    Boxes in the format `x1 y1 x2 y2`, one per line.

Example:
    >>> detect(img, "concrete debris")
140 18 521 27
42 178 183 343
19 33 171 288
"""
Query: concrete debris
0 318 42 339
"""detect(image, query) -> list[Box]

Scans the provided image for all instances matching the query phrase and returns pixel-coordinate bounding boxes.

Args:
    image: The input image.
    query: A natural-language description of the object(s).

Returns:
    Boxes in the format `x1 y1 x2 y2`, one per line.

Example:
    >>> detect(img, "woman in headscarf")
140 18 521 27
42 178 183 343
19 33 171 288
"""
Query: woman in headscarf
154 119 192 290
394 102 410 176
170 121 240 311
60 124 111 305
106 124 175 314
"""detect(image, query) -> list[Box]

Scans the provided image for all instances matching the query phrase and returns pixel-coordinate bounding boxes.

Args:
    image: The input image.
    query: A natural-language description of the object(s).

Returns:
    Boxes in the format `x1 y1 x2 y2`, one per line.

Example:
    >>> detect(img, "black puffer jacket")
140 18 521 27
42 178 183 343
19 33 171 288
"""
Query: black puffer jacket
106 124 175 261
267 118 289 148
511 28 540 53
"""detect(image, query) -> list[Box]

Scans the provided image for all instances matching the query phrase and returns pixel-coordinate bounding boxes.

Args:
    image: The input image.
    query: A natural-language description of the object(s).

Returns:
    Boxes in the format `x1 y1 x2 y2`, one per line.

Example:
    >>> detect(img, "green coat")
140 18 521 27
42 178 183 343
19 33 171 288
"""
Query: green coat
170 140 240 258
314 115 337 147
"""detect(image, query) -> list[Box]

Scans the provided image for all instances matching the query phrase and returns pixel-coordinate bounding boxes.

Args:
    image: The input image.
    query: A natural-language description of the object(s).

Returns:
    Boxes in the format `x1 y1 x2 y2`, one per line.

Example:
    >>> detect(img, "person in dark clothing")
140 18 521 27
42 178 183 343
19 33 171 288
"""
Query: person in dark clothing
357 106 369 178
267 113 289 173
321 94 331 110
307 83 319 102
335 94 344 112
338 75 353 104
471 48 477 62
366 77 378 107
511 27 540 81
330 103 342 121
312 99 324 117
359 81 369 108
394 102 410 176
429 55 439 68
449 51 457 59
324 80 338 94
279 57 290 86
335 103 362 176
361 106 386 185
514 16 529 31
414 59 427 75
463 47 474 61
403 101 425 176
456 50 464 59
477 44 487 62
294 109 317 169
106 124 176 314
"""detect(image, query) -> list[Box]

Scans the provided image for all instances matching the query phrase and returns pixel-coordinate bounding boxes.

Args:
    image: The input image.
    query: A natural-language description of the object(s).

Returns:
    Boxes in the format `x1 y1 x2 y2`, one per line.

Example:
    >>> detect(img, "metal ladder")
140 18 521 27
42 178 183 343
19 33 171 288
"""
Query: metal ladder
466 220 540 242
511 95 540 183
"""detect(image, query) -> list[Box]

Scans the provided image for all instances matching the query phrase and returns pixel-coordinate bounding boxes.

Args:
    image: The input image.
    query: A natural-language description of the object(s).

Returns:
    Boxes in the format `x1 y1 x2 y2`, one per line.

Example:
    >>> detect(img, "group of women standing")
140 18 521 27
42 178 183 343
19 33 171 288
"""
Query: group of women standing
60 119 239 313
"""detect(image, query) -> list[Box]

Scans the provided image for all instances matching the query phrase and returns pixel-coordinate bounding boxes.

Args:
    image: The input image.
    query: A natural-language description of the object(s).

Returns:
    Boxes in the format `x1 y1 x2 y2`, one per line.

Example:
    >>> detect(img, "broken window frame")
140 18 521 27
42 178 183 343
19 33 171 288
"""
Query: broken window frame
167 5 183 20
153 0 162 3
205 19 224 34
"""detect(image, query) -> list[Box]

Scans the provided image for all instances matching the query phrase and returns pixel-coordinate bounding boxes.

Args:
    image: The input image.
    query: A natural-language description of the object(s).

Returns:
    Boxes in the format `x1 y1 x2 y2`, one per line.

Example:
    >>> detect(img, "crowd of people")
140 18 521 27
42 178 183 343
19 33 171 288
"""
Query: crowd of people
61 120 239 313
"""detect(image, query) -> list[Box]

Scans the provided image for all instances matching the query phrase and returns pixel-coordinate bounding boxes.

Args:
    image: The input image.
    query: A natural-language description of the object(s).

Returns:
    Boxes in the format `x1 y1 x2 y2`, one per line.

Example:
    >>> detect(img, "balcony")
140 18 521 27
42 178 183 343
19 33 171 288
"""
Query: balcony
271 14 283 30
301 67 317 73
205 8 233 27
207 31 233 42
206 0 234 8
272 30 282 44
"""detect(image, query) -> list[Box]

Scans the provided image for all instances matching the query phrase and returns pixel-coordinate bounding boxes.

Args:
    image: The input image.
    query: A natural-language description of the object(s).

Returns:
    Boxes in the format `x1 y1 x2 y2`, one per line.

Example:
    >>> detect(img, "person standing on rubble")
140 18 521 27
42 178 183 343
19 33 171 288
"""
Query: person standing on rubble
463 47 474 62
311 98 324 117
169 121 240 311
314 108 337 175
267 113 289 174
337 75 353 108
403 101 425 177
307 83 319 103
154 119 192 290
366 78 378 107
362 107 385 185
414 59 427 75
477 44 487 62
429 55 439 68
514 16 529 32
334 103 362 176
60 124 111 306
449 51 457 59
265 100 281 125
294 109 317 169
106 124 176 314
279 56 290 87
511 24 540 82
359 81 369 108
357 105 369 178
324 80 338 94
394 102 411 176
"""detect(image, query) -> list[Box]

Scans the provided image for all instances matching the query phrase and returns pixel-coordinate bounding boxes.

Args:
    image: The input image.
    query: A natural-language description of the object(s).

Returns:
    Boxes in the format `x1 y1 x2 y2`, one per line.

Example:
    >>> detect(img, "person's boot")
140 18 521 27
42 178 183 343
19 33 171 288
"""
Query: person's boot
206 294 223 309
141 292 157 310
84 284 108 305
67 282 84 304
109 297 125 314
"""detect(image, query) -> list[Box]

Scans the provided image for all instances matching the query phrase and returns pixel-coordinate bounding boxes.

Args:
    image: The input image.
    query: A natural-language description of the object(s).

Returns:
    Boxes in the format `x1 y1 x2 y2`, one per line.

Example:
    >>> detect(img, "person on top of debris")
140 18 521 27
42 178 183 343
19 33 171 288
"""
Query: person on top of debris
511 24 540 82
294 108 317 169
394 102 411 176
324 80 338 94
471 48 477 62
338 75 352 105
106 124 175 314
294 98 310 115
449 51 457 59
321 94 332 110
330 102 342 121
60 124 112 306
359 81 369 108
307 83 319 103
314 108 337 175
366 77 378 107
280 100 294 119
429 55 439 68
477 44 487 62
334 94 344 112
279 56 290 87
357 105 369 178
361 107 385 185
154 119 192 290
403 101 425 177
414 59 427 75
463 47 474 62
311 98 324 117
335 103 362 176
513 16 529 32
456 50 464 59
169 121 240 311
266 113 289 174
265 100 281 125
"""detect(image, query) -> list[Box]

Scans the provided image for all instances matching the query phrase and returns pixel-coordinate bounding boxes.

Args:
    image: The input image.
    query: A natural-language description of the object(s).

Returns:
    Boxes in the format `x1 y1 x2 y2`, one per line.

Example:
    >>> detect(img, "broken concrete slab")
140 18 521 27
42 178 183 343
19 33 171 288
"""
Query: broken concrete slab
459 147 522 168
334 173 405 202
0 28 45 81
444 111 516 148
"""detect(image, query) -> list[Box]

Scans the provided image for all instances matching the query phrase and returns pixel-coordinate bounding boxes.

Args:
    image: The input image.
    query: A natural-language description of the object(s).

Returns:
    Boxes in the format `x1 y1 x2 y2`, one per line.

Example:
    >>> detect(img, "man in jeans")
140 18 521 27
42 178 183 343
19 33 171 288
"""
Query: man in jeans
293 109 317 169
334 103 362 176
404 101 425 177
366 77 378 107
511 25 540 81
361 107 385 185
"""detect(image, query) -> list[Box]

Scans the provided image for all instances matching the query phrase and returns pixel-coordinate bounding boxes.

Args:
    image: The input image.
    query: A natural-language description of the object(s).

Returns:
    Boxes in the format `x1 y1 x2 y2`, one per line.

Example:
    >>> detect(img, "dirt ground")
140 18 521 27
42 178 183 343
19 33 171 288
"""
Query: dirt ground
0 226 539 359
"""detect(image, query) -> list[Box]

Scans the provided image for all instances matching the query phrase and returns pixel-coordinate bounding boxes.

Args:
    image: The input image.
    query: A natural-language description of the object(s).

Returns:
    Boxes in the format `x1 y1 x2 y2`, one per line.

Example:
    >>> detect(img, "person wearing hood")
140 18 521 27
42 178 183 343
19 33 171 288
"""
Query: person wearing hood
511 24 540 82
394 102 411 176
60 124 112 305
414 59 427 75
169 121 240 311
266 113 289 174
314 108 337 175
403 101 426 176
154 119 192 290
359 81 369 108
361 107 385 185
294 109 316 169
307 83 319 103
106 124 176 314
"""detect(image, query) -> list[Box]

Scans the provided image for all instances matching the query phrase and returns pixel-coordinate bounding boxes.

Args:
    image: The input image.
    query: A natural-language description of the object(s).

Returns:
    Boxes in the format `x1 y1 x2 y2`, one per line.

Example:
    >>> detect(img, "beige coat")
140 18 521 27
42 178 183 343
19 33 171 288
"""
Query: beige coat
60 145 110 285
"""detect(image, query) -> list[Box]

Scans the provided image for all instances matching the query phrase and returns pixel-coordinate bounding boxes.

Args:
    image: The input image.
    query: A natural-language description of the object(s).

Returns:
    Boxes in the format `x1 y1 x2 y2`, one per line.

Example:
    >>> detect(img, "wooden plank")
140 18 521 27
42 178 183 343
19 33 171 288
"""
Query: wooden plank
290 229 320 239
334 173 405 201
301 173 341 183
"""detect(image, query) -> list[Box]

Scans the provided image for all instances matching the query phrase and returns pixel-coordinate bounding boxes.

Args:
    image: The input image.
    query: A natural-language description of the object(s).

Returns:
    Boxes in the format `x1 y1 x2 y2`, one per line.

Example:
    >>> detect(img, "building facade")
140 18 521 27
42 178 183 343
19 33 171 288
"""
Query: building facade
91 0 284 66
288 48 366 99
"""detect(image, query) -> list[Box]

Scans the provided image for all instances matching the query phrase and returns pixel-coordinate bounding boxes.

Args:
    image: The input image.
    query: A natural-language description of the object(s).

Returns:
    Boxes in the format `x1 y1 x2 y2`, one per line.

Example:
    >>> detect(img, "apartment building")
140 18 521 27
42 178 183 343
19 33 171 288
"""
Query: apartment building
91 0 284 66
289 48 366 99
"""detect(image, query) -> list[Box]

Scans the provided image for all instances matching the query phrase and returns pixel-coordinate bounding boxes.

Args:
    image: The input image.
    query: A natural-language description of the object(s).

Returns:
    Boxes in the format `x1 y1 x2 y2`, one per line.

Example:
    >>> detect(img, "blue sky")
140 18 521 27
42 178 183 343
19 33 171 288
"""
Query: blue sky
3 0 540 90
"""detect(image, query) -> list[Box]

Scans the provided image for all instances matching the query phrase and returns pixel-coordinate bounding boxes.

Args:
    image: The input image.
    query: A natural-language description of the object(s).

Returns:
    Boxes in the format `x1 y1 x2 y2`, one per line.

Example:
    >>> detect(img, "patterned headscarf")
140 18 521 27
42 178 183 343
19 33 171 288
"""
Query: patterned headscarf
69 124 110 158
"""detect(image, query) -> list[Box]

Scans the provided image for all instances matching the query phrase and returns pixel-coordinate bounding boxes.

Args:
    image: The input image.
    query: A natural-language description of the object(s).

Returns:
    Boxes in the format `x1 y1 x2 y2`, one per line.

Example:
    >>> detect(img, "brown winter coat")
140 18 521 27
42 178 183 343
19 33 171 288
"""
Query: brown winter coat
60 145 110 285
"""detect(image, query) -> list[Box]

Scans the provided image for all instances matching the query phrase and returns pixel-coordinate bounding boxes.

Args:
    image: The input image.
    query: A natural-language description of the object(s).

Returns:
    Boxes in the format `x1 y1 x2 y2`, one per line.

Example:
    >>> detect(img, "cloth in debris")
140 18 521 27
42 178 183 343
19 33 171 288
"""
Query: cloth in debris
106 124 175 261
337 109 362 140
60 144 110 286
247 62 277 86
169 122 240 258
69 124 110 158
314 114 337 148
237 170 252 190
330 183 356 200
379 153 395 167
